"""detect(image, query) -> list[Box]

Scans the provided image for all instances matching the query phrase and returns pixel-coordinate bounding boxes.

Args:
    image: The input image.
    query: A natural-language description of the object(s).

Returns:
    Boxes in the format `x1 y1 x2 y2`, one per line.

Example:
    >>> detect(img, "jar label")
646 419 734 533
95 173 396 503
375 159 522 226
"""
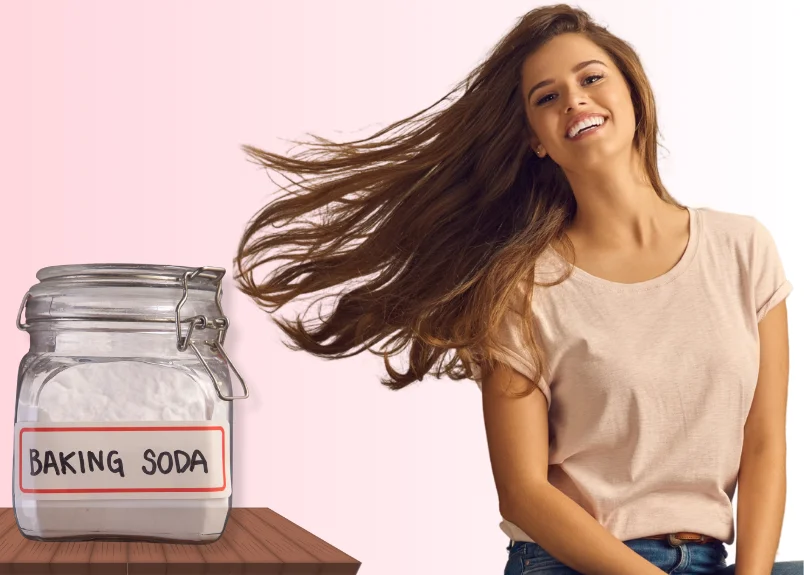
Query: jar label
13 421 231 500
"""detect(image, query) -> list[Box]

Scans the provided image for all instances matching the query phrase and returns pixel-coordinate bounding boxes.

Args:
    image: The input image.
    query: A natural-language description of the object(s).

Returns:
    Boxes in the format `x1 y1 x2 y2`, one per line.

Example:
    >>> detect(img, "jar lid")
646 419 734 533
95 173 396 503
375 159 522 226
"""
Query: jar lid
34 264 225 289
18 263 227 327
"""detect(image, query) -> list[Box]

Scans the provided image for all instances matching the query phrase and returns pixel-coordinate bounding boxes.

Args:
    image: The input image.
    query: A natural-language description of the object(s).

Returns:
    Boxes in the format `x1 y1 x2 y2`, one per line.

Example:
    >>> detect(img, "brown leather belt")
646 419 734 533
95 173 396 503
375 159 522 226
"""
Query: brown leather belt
644 532 718 546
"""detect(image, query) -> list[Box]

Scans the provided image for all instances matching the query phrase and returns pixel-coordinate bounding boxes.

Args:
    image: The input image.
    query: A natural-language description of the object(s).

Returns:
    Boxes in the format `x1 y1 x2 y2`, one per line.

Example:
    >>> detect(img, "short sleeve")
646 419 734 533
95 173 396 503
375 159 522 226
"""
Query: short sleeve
467 305 552 408
752 218 793 323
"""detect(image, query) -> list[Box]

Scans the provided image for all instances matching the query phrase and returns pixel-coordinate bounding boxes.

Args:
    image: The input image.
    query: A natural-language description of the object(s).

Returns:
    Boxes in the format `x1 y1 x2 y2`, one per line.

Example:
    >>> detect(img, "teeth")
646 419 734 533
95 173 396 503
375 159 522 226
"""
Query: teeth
568 117 604 138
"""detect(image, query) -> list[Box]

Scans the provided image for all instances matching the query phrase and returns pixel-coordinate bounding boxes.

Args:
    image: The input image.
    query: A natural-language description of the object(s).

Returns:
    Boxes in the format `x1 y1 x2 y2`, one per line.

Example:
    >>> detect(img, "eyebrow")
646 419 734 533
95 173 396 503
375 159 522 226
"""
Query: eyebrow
526 59 608 102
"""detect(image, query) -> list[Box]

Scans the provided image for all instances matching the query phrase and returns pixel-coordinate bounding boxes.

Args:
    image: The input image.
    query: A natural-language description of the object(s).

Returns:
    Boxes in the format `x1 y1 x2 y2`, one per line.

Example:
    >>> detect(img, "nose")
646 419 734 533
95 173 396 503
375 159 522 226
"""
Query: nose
563 85 589 113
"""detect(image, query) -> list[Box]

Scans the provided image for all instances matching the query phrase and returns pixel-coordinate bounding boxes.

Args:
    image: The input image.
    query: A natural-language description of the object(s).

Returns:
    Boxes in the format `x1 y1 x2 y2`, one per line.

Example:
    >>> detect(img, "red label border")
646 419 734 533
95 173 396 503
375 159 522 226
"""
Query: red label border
18 425 227 494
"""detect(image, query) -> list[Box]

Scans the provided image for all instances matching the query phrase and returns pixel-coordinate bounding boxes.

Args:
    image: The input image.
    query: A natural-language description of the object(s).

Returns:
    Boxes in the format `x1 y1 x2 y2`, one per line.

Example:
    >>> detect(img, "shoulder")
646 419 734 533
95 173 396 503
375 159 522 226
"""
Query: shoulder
695 206 773 253
694 208 789 304
695 206 762 236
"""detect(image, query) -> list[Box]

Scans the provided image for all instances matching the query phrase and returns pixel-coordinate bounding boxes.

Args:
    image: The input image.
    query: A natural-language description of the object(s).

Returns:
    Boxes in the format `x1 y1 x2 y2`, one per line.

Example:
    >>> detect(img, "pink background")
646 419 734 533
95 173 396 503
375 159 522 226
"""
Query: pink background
1 1 801 572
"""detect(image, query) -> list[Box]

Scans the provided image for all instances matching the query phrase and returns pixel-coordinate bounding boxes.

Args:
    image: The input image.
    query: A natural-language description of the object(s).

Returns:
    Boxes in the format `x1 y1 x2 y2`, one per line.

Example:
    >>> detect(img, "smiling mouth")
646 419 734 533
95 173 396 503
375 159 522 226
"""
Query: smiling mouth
566 117 607 140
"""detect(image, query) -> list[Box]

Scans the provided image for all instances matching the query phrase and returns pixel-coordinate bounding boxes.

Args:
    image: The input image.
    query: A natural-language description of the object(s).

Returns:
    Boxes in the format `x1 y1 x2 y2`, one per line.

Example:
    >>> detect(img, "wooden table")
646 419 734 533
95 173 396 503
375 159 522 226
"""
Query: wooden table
0 507 361 574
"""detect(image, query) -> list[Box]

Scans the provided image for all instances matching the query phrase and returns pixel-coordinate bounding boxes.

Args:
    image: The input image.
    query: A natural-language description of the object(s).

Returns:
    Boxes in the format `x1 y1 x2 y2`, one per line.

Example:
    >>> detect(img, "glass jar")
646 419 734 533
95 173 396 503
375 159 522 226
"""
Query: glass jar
13 264 249 543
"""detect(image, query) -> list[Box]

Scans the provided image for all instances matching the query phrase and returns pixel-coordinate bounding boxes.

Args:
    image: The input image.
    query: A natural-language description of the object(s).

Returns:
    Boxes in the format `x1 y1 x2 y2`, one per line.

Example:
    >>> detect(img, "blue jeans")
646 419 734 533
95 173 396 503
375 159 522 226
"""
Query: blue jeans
504 538 804 575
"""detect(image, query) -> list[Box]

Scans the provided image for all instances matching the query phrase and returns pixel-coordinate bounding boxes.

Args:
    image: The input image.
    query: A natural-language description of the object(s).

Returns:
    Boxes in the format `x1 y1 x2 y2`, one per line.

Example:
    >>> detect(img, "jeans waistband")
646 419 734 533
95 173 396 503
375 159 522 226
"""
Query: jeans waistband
508 532 722 550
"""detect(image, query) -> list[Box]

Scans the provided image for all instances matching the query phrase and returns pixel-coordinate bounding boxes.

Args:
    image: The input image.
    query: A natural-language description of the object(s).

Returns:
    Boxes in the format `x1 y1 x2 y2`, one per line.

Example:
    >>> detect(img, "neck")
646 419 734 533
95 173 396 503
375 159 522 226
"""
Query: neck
564 150 678 249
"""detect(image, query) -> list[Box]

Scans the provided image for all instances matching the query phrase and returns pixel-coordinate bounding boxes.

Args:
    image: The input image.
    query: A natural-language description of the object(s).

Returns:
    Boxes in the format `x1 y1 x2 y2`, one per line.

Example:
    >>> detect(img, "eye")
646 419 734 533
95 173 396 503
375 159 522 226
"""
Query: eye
535 74 604 106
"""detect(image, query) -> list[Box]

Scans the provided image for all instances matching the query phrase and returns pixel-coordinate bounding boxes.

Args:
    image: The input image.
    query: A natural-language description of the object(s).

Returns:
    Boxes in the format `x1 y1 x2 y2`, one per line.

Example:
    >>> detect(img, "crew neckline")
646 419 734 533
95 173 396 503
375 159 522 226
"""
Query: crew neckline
546 206 700 292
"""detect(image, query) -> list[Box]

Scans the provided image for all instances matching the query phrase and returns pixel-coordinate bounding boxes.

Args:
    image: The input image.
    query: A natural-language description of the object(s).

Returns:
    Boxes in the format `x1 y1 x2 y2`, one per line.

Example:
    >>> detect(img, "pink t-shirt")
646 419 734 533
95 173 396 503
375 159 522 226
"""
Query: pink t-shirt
472 207 792 545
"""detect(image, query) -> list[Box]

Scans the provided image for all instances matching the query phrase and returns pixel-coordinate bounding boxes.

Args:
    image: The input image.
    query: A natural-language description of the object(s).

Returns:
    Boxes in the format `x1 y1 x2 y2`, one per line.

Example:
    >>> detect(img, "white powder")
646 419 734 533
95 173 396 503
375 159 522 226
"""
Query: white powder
15 357 232 541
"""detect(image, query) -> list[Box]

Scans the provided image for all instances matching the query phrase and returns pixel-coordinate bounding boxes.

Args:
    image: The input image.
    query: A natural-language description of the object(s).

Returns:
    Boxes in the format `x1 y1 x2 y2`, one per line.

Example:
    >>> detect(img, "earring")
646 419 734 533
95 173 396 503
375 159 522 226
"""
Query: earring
536 146 544 158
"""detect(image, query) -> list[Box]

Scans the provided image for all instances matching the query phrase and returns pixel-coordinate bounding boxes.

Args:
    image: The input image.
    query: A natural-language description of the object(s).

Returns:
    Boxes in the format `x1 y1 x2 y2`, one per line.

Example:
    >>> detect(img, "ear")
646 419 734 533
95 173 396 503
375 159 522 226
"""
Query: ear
529 134 542 155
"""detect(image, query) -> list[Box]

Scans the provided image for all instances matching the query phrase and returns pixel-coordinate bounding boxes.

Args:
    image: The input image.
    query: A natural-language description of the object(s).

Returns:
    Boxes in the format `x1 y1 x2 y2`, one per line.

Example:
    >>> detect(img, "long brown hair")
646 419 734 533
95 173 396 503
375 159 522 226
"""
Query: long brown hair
234 3 680 396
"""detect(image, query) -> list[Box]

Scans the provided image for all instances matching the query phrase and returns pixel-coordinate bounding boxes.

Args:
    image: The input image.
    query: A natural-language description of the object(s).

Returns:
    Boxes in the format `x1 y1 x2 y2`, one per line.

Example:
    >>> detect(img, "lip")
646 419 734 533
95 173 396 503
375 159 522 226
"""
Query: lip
565 113 607 138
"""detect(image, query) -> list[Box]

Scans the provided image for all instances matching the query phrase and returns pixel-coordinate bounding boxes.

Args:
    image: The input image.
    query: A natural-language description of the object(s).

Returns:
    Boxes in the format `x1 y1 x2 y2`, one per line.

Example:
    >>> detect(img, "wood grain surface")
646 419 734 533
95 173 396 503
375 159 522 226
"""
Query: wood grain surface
0 507 361 574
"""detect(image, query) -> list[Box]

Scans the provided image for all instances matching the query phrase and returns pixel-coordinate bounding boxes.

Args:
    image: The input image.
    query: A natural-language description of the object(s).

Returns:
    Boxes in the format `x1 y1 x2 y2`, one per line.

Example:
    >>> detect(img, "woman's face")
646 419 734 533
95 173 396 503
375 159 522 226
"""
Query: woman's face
520 33 637 172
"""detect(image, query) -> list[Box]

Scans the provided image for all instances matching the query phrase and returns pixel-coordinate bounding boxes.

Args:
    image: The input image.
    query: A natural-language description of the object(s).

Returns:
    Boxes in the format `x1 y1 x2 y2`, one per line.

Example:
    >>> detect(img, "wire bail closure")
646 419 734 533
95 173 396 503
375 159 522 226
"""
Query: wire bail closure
175 266 250 402
17 265 250 403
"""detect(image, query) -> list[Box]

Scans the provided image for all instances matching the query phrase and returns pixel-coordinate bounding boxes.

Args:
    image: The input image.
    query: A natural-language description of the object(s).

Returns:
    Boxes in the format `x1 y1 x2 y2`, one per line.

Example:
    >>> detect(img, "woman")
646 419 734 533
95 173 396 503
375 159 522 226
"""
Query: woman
234 4 799 574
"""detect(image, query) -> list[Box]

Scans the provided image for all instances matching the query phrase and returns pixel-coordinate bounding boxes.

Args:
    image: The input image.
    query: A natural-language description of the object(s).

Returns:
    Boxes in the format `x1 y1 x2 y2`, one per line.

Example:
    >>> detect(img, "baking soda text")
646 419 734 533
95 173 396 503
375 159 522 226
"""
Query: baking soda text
28 448 210 478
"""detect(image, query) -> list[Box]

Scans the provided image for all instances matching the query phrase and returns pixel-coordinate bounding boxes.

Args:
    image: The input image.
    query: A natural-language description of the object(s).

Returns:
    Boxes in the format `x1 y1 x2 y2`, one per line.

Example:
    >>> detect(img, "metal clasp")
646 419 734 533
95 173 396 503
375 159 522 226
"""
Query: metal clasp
175 266 250 402
16 292 31 331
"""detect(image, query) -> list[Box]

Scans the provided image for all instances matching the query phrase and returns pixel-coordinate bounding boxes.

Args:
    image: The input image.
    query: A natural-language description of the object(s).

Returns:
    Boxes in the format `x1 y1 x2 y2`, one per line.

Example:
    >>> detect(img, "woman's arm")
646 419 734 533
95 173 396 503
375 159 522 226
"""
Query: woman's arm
482 364 668 575
735 301 790 575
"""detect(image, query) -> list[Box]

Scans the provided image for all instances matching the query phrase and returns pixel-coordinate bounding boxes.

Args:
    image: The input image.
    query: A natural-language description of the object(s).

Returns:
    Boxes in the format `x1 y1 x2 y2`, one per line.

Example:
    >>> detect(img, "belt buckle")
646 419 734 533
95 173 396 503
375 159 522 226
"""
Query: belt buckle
668 533 703 547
